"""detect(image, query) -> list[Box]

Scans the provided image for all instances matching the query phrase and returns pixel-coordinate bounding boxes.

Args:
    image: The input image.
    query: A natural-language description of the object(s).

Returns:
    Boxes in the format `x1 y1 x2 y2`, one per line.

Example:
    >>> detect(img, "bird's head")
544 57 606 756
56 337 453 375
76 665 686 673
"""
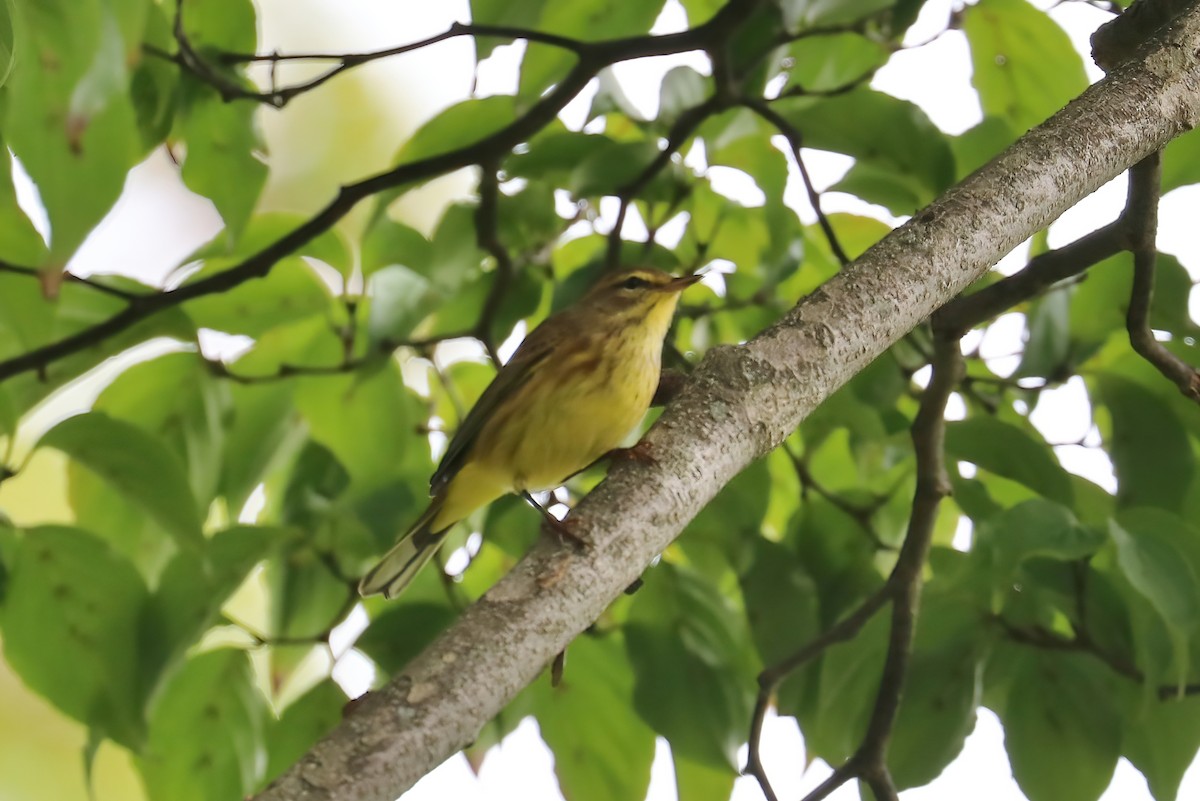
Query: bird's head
580 267 702 323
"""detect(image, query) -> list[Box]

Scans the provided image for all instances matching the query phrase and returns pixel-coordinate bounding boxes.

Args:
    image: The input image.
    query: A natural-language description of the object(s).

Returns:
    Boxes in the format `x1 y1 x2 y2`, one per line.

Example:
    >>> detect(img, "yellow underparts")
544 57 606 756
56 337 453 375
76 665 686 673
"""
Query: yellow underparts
429 292 681 533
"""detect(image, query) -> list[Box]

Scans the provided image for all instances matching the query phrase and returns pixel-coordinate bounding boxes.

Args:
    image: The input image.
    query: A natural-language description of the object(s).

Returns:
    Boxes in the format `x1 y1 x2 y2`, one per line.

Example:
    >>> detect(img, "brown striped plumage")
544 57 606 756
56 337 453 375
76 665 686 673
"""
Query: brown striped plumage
359 267 700 598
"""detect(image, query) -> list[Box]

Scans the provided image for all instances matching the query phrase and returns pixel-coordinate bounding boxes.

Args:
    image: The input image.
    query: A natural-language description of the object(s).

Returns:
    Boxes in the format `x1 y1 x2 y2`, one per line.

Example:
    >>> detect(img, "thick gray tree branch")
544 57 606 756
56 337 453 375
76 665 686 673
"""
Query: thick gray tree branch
256 9 1200 801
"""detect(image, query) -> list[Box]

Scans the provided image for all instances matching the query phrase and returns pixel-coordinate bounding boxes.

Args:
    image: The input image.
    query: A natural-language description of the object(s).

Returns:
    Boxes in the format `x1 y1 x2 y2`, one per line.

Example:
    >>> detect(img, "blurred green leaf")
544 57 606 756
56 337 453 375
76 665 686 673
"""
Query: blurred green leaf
40 412 204 548
518 0 666 102
262 680 346 786
92 352 231 505
179 85 266 244
945 417 1074 509
394 96 516 166
626 562 755 772
1096 376 1194 512
951 116 1018 179
783 32 888 94
1 525 148 746
146 525 283 675
470 0 550 60
536 634 656 801
963 0 1088 133
783 0 896 28
294 361 427 486
361 217 431 277
1122 693 1200 801
888 589 985 789
774 89 955 211
658 65 709 126
1000 651 1123 801
139 649 267 801
357 600 458 675
4 0 143 263
1110 518 1199 686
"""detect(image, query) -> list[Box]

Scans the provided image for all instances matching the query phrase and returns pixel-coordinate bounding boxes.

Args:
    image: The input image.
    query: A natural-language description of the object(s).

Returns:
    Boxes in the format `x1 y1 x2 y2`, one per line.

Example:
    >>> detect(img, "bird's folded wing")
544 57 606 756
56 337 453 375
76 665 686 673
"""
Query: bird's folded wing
428 326 559 495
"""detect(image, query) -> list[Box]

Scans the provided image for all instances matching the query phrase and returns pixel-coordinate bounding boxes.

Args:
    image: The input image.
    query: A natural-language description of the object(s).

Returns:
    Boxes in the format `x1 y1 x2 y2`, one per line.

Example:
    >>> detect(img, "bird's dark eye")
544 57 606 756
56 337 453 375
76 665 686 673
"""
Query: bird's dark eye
621 276 649 290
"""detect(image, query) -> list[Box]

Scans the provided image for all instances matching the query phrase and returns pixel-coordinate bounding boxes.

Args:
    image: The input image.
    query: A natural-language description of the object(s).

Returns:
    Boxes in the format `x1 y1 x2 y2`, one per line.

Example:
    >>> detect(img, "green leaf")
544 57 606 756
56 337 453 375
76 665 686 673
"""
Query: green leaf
1 525 148 746
739 538 820 665
535 634 656 801
945 416 1074 509
5 0 142 263
294 362 427 486
360 216 431 277
366 265 434 344
145 525 282 675
180 213 341 336
394 95 516 166
976 500 1103 590
1162 127 1200 192
426 203 486 294
1016 289 1071 379
518 0 666 102
673 750 736 801
1000 651 1122 801
220 379 305 512
783 0 896 28
774 89 955 211
39 412 204 548
262 680 346 787
139 649 267 801
1122 693 1200 801
803 611 890 762
179 86 267 244
92 352 231 506
470 0 549 60
1096 375 1194 512
0 0 16 89
1110 518 1200 685
658 65 709 126
962 0 1088 133
951 116 1019 179
180 0 257 53
568 139 664 199
625 563 755 772
888 590 985 789
0 273 193 416
783 32 888 94
356 601 458 675
0 132 48 264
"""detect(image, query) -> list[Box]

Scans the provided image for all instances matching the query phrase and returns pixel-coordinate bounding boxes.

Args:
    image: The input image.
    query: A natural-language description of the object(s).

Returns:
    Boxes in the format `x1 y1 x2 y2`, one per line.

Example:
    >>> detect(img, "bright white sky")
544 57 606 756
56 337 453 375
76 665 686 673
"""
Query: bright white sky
14 0 1200 799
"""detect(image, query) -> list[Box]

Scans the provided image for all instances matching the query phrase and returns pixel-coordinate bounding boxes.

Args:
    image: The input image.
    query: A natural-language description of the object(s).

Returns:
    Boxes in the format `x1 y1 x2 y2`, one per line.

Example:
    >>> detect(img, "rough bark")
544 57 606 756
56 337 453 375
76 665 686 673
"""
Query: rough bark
257 9 1200 801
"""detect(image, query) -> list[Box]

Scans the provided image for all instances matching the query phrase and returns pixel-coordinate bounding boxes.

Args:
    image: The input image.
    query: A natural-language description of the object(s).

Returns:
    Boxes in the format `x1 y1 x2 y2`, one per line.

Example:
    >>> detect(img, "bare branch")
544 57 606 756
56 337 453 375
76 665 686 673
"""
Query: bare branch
1123 152 1200 400
605 96 723 269
934 220 1126 339
0 260 150 302
742 98 851 266
0 0 762 386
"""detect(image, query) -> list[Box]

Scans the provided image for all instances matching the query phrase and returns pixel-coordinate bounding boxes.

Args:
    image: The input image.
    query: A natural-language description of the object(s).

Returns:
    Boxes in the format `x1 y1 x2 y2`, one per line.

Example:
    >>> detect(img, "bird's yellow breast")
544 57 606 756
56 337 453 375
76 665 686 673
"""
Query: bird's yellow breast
473 294 678 492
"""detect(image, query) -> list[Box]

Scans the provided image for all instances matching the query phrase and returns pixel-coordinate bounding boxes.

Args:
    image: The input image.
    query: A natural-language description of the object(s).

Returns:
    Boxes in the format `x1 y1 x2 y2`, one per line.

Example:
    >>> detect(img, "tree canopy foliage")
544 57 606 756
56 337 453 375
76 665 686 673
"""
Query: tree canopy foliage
2 0 1200 800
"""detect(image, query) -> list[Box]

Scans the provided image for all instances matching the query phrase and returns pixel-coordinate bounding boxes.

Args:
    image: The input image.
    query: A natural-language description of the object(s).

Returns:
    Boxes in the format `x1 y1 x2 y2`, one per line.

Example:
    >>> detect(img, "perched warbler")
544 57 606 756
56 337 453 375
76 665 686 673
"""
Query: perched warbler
359 267 701 598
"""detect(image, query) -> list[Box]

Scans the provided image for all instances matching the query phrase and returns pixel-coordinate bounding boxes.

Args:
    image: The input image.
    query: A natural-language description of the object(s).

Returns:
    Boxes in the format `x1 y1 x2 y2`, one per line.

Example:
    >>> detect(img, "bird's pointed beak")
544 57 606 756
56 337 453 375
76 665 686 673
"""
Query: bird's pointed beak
663 273 703 292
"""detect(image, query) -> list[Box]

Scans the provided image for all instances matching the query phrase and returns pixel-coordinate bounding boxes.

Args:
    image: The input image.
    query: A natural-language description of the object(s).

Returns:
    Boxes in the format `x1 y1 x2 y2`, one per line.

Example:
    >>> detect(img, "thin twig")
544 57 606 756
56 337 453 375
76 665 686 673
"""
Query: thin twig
934 220 1126 338
154 18 595 108
1123 152 1200 400
606 96 722 269
742 98 851 266
744 585 891 801
0 260 149 301
0 1 762 385
474 162 513 365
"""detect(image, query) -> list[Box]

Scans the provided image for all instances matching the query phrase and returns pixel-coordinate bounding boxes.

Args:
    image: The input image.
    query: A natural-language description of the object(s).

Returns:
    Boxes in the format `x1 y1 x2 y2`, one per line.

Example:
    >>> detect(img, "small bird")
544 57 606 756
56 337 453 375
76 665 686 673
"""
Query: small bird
358 267 701 598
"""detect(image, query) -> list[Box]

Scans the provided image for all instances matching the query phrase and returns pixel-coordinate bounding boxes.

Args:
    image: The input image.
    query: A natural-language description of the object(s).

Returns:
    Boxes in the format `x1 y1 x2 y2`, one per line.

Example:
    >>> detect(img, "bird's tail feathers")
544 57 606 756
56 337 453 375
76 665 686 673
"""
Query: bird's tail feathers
358 499 449 599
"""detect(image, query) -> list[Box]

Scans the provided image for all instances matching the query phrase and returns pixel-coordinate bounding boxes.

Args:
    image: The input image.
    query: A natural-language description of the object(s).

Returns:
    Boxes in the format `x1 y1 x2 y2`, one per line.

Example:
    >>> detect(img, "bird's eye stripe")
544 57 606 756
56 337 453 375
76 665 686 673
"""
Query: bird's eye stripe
621 277 649 289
